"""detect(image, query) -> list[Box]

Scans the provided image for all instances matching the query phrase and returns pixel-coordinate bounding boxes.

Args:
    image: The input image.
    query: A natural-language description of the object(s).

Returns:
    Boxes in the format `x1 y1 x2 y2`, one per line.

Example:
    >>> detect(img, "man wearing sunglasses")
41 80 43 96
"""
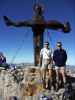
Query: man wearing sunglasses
53 41 67 90
40 41 52 89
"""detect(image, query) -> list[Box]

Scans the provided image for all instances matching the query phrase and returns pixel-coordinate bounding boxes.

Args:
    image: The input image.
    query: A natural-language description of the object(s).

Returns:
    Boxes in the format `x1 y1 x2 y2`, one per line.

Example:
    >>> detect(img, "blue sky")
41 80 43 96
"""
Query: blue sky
0 0 75 65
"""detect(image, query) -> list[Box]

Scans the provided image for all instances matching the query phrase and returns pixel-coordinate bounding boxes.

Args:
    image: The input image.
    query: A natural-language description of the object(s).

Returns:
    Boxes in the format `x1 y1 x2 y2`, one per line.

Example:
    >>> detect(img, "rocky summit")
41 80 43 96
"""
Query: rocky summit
0 66 75 100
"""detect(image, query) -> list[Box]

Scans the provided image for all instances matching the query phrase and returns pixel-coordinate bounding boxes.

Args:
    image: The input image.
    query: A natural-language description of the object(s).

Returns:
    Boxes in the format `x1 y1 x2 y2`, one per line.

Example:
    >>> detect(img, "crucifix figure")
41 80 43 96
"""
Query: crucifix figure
3 3 71 66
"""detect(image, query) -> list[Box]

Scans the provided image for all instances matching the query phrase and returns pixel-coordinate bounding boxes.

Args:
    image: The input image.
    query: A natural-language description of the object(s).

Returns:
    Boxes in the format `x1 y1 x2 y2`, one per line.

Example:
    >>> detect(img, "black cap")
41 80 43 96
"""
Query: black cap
56 41 62 47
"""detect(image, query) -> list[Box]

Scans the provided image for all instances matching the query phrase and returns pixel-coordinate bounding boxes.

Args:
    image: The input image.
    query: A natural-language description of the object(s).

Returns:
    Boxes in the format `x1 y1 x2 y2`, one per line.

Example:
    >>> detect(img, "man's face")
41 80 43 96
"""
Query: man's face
44 44 49 48
56 43 62 49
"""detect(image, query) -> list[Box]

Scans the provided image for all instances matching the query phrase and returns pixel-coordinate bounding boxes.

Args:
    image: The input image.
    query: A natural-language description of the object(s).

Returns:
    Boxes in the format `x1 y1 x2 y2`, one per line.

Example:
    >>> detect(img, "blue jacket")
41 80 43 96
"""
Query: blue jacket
53 49 67 66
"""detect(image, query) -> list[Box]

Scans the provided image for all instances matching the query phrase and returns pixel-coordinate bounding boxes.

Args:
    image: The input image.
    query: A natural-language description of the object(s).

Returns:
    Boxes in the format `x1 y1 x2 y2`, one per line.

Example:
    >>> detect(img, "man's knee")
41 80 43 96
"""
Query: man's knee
60 67 66 75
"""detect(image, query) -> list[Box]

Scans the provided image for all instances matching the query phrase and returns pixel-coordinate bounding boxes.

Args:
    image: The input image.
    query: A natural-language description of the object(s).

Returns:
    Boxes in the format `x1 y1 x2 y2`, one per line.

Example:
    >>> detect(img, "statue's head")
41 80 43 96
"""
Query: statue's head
33 3 44 15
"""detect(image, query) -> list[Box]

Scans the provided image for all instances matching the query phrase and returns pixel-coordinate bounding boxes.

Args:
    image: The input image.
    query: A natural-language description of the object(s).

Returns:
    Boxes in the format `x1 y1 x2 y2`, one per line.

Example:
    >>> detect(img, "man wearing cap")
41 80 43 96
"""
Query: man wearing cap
40 41 52 89
53 41 67 90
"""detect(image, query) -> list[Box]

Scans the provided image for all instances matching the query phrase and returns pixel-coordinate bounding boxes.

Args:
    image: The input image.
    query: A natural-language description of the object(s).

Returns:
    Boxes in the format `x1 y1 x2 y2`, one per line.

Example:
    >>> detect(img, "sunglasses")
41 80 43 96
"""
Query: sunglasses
56 44 61 47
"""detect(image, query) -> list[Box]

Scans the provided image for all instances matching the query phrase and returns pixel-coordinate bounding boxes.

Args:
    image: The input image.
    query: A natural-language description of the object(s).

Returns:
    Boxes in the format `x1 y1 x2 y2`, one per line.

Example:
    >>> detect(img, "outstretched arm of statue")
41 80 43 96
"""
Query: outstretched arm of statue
3 16 33 27
45 20 71 33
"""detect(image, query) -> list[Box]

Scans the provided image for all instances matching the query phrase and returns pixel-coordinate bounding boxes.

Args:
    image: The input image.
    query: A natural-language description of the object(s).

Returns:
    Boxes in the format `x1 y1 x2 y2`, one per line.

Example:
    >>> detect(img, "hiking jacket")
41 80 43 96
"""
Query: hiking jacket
53 48 67 66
